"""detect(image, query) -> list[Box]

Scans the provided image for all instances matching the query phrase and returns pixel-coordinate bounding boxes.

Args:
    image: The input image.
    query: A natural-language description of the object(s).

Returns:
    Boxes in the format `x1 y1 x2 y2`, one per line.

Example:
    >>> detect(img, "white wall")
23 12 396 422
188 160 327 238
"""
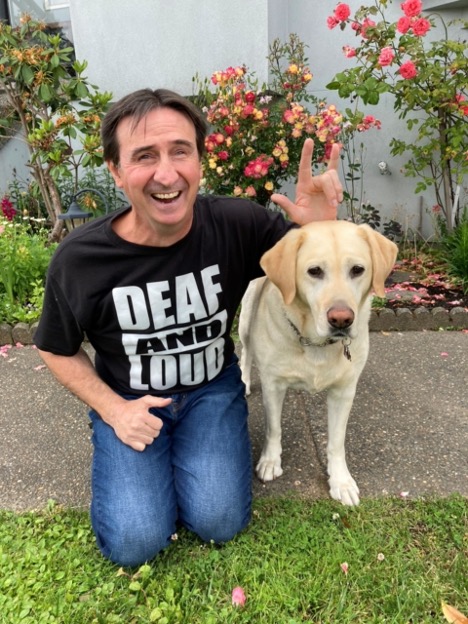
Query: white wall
0 134 31 197
69 0 271 99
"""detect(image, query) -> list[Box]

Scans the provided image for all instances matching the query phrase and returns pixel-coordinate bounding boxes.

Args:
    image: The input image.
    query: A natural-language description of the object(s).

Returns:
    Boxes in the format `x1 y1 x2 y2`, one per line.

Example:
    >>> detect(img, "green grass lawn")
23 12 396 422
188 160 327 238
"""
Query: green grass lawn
0 495 466 623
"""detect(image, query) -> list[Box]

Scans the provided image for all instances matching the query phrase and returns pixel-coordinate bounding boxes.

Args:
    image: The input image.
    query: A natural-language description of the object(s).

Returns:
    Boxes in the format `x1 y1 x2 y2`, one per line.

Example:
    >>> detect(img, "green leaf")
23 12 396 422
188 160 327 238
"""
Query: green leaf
21 64 34 85
75 81 89 98
39 83 52 102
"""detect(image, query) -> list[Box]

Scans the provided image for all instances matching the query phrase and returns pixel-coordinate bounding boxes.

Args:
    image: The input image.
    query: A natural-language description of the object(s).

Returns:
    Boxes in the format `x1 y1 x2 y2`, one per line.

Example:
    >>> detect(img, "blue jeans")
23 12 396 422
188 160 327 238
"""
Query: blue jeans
89 358 252 567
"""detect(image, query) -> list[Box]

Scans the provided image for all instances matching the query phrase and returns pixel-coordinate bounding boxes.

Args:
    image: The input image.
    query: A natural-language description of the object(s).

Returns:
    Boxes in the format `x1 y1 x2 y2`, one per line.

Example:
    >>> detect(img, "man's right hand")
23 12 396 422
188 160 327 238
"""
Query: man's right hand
111 395 172 451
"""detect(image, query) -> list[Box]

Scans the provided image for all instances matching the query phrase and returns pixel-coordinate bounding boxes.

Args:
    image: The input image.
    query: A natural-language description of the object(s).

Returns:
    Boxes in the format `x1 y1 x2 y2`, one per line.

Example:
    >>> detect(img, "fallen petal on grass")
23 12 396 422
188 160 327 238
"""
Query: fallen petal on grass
232 586 246 607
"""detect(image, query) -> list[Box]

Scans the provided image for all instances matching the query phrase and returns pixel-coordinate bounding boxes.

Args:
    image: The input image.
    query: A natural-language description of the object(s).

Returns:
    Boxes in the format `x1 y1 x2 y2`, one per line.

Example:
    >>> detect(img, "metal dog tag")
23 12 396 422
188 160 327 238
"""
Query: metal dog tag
342 338 352 361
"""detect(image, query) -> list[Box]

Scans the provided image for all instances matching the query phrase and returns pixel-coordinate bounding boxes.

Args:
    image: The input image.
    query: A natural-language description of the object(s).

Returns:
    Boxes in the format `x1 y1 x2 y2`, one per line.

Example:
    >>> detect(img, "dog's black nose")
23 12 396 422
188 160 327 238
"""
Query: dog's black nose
327 304 354 329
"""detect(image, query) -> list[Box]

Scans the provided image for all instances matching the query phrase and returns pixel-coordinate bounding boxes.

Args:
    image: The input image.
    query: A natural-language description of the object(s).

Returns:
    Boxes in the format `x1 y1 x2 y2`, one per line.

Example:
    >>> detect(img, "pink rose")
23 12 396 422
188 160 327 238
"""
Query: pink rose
399 60 418 79
412 17 431 36
400 0 422 18
334 3 351 22
361 17 376 38
378 47 395 67
396 16 412 33
343 45 357 58
327 15 340 29
241 104 255 117
217 151 229 161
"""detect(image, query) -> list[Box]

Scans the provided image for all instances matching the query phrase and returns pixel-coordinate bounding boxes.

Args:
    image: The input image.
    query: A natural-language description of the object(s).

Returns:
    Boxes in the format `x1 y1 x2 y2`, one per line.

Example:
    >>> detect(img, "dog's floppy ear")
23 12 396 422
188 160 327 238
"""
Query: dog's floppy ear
260 228 306 305
357 224 399 297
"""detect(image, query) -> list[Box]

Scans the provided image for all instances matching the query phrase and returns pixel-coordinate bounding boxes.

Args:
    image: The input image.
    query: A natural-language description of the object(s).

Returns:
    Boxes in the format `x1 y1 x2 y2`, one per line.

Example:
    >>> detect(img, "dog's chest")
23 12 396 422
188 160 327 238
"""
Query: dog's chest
270 347 352 394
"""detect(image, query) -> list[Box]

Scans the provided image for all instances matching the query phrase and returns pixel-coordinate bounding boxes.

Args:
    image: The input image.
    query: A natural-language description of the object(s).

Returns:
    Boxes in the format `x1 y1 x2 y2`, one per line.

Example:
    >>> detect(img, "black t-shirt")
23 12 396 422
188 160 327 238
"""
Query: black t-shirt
34 195 294 395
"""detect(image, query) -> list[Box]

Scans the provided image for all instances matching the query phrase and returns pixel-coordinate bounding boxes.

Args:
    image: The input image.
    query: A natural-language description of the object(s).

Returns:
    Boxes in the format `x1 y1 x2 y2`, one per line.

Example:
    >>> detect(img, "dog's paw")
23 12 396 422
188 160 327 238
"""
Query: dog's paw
329 477 360 506
256 457 283 482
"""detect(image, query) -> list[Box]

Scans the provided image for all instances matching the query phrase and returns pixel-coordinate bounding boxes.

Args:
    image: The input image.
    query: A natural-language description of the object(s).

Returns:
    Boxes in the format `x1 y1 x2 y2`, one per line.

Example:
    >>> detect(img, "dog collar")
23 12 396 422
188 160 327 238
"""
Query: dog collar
286 317 352 361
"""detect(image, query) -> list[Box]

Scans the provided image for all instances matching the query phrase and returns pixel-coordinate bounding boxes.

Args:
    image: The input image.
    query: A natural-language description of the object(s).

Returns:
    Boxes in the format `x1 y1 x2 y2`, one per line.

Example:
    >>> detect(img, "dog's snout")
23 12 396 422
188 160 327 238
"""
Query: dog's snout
327 304 355 329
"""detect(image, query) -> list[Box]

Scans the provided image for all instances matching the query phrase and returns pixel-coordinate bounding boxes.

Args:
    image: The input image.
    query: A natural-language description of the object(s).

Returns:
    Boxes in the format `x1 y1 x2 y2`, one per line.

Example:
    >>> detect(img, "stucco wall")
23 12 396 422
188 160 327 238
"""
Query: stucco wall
69 0 271 98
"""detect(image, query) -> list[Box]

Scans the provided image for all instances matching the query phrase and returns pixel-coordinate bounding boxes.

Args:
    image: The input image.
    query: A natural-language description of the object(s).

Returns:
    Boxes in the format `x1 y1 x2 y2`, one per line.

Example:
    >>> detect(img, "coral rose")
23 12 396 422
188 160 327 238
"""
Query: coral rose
399 60 418 79
412 17 431 36
378 47 395 67
400 0 422 18
396 16 411 33
334 3 351 21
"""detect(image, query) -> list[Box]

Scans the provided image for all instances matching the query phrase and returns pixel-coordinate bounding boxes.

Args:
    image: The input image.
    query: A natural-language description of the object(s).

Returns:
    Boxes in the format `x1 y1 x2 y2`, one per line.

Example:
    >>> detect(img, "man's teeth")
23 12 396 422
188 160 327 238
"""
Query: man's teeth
152 192 180 200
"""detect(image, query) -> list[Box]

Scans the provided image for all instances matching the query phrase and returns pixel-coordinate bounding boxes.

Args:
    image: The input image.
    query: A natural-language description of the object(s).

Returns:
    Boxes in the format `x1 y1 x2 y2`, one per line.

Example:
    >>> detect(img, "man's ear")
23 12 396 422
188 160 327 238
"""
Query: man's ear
107 161 124 189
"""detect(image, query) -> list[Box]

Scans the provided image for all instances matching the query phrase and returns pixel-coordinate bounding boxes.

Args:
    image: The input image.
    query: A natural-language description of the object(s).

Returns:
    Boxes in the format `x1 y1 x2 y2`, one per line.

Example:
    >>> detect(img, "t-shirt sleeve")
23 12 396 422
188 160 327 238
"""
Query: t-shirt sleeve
33 273 85 356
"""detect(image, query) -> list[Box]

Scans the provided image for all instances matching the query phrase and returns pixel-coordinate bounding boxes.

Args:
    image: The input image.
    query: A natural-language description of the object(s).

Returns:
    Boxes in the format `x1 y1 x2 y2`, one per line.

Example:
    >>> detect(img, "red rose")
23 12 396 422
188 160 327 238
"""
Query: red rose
399 60 418 79
400 0 422 18
412 17 431 36
334 3 351 22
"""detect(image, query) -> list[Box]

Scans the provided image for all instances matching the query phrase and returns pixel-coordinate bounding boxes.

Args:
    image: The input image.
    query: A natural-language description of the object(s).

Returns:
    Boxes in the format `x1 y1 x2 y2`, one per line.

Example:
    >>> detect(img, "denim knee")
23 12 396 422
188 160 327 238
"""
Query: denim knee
93 517 173 568
187 501 252 545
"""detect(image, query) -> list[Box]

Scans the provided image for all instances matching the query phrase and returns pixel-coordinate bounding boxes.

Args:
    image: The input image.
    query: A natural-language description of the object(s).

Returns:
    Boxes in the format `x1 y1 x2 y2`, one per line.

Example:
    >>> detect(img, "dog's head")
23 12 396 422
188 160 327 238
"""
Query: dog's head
260 221 398 339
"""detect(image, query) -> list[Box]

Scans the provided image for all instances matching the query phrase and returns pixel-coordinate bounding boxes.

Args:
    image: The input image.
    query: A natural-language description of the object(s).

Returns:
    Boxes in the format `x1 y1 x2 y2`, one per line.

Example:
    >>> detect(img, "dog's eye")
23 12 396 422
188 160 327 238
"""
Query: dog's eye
350 265 365 278
307 266 324 279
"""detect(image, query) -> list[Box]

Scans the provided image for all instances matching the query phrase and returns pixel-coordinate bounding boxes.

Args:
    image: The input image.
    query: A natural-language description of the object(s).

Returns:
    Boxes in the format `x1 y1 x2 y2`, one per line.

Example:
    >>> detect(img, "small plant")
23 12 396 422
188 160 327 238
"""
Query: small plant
437 217 468 292
0 216 56 323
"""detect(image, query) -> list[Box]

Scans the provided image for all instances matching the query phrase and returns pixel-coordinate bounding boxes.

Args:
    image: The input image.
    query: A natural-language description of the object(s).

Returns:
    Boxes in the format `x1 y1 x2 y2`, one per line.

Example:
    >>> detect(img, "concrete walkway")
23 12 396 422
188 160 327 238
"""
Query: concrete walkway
0 331 467 512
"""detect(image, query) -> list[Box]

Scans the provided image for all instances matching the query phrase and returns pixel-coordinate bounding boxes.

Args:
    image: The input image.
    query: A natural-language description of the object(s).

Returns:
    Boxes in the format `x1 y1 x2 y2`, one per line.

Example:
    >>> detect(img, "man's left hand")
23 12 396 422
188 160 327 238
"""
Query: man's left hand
271 139 343 224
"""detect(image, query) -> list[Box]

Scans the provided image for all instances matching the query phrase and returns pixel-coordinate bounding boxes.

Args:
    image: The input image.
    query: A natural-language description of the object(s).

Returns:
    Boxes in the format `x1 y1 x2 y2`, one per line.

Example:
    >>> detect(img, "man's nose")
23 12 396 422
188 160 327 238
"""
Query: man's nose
153 156 178 185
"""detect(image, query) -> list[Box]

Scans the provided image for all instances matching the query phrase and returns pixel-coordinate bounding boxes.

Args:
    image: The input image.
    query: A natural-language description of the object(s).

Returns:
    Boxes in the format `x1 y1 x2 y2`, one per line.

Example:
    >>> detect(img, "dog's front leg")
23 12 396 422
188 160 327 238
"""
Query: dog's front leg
256 381 288 482
326 385 360 506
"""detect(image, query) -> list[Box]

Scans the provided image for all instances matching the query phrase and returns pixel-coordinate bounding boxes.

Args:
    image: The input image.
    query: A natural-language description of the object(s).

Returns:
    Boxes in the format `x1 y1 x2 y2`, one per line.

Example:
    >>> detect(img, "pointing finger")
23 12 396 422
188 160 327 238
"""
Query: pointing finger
297 138 315 184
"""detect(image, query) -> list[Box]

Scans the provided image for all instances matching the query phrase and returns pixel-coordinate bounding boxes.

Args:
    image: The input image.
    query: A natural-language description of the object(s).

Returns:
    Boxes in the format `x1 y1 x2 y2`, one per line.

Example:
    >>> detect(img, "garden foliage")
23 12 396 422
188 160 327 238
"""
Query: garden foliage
0 14 113 240
0 217 56 323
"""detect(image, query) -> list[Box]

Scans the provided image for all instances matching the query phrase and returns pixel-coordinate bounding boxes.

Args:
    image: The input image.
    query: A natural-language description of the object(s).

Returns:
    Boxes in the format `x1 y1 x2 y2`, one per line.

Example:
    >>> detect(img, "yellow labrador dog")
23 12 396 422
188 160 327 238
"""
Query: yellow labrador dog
239 220 398 506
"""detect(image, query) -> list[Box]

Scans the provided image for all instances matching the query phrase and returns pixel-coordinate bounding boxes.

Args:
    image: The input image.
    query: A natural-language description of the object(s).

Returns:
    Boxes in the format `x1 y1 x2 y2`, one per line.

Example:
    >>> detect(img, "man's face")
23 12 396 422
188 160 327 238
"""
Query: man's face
108 106 202 242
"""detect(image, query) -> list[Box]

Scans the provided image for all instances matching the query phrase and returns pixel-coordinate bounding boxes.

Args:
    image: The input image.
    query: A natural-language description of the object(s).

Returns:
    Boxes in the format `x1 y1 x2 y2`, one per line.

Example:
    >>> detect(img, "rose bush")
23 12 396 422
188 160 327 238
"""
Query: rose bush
193 35 349 207
326 0 468 231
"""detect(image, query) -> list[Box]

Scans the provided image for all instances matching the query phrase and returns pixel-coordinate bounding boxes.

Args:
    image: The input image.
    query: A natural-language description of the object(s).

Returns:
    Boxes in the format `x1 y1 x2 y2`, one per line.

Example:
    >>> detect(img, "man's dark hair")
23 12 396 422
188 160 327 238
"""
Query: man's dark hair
101 88 208 165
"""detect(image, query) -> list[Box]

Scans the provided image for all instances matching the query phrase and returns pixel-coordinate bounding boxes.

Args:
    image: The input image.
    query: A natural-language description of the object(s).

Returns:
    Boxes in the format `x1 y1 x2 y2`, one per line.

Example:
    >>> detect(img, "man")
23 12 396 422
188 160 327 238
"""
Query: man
34 88 342 567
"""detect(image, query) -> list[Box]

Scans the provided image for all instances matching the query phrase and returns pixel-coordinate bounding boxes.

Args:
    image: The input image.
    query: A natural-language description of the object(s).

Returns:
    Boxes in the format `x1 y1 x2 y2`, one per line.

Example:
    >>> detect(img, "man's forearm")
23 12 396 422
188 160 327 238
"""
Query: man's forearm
37 347 128 428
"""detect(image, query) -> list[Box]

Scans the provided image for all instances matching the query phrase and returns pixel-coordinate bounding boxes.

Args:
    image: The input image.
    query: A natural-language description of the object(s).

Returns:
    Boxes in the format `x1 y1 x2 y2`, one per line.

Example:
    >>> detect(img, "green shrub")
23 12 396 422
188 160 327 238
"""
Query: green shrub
0 217 57 324
438 219 468 293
